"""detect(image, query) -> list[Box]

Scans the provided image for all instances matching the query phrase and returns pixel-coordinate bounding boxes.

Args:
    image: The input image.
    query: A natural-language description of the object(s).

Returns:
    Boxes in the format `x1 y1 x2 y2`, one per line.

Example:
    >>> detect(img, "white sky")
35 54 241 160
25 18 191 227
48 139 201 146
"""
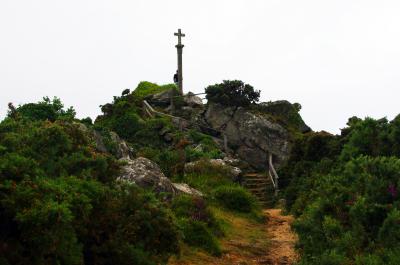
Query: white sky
1 0 400 134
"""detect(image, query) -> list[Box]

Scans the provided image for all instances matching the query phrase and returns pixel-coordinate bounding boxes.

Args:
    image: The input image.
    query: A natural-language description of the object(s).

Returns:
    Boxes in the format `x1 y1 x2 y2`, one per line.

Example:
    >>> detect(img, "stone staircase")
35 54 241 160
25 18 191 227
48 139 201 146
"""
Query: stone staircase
242 173 276 207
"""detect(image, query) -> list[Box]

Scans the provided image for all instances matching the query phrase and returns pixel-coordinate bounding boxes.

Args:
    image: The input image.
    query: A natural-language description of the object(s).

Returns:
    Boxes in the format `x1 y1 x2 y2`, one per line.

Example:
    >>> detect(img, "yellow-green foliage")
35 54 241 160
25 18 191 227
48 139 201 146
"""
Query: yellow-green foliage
213 185 260 214
133 81 177 99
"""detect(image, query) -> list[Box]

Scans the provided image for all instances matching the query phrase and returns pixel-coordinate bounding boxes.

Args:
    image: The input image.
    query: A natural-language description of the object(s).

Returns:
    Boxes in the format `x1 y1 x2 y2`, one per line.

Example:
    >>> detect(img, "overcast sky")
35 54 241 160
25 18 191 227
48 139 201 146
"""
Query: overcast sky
1 0 400 133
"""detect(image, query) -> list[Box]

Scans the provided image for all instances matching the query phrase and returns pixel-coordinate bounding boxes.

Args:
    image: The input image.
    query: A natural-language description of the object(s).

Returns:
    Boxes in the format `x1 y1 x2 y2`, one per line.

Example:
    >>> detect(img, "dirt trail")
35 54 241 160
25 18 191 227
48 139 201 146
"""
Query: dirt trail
169 208 298 265
263 209 298 265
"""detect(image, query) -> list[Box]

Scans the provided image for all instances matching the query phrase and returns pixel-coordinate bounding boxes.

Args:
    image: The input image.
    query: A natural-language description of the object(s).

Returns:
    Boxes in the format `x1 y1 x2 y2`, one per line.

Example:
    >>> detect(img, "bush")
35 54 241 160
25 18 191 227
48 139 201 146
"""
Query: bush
171 195 223 236
171 195 223 256
213 185 258 213
133 81 177 99
178 219 222 256
9 97 76 122
177 159 233 194
0 111 180 265
205 80 260 107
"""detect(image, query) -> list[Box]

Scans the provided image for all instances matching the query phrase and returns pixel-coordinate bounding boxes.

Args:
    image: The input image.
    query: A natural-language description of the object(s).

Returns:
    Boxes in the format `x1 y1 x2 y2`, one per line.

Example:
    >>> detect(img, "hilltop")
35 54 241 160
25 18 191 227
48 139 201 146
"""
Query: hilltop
2 80 400 265
0 80 308 265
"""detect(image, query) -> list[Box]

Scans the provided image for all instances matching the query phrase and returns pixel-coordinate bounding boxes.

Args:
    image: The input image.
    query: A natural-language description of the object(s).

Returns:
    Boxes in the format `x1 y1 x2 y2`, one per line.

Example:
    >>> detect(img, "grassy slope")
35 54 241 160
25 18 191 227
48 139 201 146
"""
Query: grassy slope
168 207 269 265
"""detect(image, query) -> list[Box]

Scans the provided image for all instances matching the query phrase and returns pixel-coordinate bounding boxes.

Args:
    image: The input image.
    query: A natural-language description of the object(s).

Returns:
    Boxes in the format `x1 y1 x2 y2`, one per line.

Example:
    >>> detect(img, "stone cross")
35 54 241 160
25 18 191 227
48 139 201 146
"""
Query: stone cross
174 29 185 94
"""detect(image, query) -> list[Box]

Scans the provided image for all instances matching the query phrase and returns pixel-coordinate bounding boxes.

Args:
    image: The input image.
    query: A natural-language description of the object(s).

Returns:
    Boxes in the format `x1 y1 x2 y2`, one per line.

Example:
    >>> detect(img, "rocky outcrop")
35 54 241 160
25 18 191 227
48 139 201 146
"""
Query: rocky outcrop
204 103 291 170
75 123 134 159
258 100 311 133
184 158 242 179
148 89 175 106
172 183 203 197
109 132 132 159
118 157 202 197
184 92 203 107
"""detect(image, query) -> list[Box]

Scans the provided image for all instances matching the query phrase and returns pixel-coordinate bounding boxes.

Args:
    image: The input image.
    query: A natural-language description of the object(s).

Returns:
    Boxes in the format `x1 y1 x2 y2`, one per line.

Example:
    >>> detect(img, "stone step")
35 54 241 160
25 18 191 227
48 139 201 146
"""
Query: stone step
248 187 269 192
243 180 271 184
243 178 269 183
243 178 270 181
244 173 262 177
243 184 272 189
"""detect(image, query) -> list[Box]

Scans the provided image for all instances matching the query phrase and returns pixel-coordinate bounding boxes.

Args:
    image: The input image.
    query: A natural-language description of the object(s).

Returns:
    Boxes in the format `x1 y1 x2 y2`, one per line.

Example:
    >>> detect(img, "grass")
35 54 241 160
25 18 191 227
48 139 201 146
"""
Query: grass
168 207 269 265
132 81 177 100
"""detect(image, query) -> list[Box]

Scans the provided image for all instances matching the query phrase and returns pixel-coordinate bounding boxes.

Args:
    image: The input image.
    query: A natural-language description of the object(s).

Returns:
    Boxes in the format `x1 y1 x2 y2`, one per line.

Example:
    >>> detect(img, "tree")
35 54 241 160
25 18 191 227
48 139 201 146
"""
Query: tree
205 80 260 107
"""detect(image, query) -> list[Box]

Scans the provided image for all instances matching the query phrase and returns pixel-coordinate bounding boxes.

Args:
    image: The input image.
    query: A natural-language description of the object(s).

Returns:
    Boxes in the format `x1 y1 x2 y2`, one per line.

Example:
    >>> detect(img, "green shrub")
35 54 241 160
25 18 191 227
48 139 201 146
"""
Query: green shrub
0 110 180 265
176 159 233 194
138 147 183 178
213 185 258 213
205 80 260 107
178 219 222 256
133 81 177 99
171 195 223 236
9 97 76 122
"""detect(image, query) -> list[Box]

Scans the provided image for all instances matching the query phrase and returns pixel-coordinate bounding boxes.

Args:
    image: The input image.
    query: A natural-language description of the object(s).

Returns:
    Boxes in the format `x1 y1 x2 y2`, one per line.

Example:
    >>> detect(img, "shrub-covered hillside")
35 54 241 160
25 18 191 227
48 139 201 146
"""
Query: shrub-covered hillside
0 97 183 265
1 81 273 265
280 116 400 264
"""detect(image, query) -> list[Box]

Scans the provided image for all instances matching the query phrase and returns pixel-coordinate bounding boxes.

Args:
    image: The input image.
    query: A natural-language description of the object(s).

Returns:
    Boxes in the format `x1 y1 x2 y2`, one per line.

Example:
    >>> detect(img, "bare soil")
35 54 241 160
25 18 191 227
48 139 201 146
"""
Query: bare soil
169 208 298 265
263 209 299 265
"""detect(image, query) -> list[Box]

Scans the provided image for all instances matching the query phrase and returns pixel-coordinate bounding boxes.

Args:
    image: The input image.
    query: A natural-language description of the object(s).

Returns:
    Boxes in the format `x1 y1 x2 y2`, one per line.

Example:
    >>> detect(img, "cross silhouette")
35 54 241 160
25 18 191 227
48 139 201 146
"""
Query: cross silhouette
174 29 185 47
174 29 185 94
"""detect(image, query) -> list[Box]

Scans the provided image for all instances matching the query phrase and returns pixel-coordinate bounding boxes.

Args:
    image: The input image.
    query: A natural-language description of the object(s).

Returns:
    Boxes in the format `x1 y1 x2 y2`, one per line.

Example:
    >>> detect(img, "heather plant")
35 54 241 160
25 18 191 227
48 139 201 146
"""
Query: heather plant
281 115 400 264
0 102 181 265
171 195 223 256
9 96 76 122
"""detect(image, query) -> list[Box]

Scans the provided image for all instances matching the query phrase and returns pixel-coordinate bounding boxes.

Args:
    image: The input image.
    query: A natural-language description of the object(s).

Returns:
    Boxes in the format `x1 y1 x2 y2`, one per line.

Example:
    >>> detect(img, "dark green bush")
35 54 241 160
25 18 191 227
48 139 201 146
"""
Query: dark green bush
205 80 260 107
171 195 223 236
0 105 180 265
213 185 258 213
9 97 76 122
178 219 222 256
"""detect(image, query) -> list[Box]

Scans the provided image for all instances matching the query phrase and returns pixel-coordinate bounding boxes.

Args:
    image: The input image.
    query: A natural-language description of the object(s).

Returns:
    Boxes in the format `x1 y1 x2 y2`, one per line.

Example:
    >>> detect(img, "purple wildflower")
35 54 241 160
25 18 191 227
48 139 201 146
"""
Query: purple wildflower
388 184 397 198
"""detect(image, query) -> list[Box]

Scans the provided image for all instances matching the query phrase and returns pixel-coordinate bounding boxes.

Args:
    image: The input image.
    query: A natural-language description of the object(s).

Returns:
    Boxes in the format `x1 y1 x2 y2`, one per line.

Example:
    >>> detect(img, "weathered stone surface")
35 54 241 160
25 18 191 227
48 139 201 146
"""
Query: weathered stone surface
149 89 174 106
258 100 311 133
75 122 133 159
109 132 132 159
204 103 291 170
172 183 203 197
118 157 176 193
184 159 242 179
118 157 202 196
184 92 203 107
223 156 241 167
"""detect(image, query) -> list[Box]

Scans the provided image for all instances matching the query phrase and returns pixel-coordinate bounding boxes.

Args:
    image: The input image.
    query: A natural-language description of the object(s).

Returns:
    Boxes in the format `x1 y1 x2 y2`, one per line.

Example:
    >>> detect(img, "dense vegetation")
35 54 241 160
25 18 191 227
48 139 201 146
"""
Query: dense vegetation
1 81 264 264
9 79 400 265
205 80 260 107
280 116 400 264
0 98 180 265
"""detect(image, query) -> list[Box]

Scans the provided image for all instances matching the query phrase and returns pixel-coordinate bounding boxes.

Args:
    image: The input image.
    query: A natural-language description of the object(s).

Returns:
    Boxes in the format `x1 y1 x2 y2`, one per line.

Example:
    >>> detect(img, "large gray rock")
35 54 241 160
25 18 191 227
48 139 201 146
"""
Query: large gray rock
184 92 203 107
184 159 242 179
149 89 175 106
172 183 203 197
75 122 133 159
109 132 133 159
118 157 176 193
258 100 311 133
118 157 202 197
204 103 291 170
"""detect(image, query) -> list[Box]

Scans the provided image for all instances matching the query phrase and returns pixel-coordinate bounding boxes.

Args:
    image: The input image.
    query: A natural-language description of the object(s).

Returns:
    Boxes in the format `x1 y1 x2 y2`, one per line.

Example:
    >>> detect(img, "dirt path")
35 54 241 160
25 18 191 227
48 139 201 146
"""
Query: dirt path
169 208 298 265
263 209 298 265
